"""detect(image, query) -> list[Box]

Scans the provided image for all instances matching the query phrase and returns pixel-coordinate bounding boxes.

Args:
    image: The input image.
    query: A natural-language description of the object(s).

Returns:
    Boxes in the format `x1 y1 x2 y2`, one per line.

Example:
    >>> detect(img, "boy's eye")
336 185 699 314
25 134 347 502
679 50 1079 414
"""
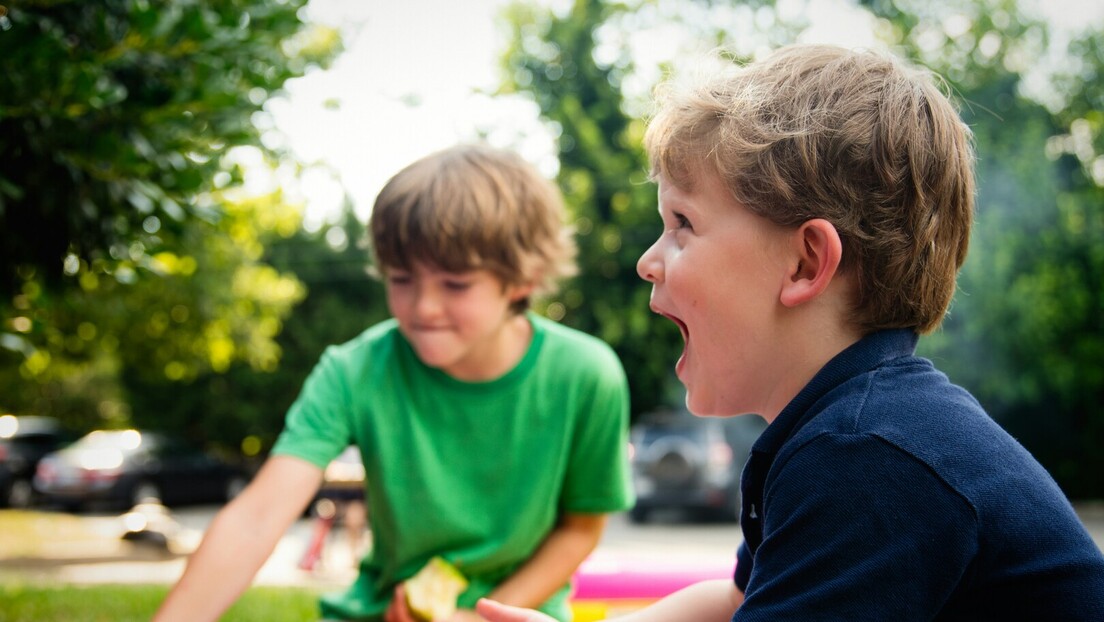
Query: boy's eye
444 280 472 291
387 274 412 286
673 212 692 231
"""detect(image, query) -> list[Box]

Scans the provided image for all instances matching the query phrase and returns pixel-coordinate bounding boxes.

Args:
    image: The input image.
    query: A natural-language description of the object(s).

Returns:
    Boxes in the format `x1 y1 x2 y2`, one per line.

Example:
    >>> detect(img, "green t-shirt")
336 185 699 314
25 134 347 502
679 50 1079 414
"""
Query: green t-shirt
270 312 634 621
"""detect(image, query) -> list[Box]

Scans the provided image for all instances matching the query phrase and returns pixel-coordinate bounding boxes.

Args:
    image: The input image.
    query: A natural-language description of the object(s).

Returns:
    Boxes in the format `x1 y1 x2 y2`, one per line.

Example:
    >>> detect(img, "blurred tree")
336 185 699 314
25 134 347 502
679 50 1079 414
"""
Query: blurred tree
0 182 308 432
0 0 342 442
0 0 337 296
124 207 389 456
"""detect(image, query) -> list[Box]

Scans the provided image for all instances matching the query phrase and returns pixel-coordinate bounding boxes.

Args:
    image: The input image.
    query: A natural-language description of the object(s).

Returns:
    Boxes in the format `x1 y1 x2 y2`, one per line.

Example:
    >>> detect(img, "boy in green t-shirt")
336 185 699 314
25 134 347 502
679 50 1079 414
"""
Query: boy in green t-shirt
155 144 635 622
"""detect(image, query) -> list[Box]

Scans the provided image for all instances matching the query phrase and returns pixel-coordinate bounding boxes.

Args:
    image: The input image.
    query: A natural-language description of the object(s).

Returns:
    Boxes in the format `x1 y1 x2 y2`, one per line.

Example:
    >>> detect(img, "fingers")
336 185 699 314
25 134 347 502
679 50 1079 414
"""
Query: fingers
386 584 417 622
448 609 489 622
475 599 556 622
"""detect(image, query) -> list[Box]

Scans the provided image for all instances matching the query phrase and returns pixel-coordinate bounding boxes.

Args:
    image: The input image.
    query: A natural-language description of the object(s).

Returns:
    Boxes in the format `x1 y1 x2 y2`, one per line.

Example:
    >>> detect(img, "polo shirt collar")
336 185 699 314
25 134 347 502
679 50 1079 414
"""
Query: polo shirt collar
736 328 922 590
752 328 919 455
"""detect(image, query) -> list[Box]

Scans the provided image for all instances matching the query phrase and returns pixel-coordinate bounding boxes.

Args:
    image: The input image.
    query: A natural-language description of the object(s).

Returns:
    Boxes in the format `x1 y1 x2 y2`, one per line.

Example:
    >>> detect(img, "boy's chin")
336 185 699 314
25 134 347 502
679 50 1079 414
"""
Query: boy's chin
683 393 712 416
684 391 738 418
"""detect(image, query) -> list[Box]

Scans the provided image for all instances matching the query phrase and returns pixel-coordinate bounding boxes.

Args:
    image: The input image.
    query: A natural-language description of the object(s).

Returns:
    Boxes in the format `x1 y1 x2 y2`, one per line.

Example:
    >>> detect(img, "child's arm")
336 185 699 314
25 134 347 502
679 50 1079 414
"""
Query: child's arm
484 512 608 610
153 455 324 622
612 579 743 621
477 578 743 622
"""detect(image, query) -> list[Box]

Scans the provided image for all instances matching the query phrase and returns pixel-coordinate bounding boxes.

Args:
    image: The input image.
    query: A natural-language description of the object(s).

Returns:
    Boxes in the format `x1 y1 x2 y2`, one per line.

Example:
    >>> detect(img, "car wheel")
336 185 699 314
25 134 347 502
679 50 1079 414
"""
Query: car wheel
130 480 162 507
728 493 742 524
693 490 741 524
6 478 35 509
628 504 651 524
696 505 739 524
224 476 247 501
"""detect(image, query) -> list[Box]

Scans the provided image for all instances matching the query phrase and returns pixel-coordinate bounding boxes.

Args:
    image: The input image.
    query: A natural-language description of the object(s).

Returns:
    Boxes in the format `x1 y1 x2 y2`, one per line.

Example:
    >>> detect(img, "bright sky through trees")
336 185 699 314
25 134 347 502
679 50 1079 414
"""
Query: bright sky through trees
269 0 1103 229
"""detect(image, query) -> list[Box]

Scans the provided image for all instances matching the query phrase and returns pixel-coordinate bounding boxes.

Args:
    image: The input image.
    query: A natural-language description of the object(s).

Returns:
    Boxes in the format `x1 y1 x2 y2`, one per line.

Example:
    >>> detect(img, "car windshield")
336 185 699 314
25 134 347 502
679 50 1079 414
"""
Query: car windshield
0 415 61 439
70 430 148 454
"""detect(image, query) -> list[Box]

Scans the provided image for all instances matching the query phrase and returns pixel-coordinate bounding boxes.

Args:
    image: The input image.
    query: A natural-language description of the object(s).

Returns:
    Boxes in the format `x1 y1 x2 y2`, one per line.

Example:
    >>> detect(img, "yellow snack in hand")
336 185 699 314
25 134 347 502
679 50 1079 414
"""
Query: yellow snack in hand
405 556 469 621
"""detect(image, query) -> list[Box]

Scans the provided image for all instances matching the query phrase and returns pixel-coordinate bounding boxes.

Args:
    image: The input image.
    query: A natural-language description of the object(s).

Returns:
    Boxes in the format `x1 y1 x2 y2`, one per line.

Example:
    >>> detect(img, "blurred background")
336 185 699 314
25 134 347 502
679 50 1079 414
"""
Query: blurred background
1 0 1102 506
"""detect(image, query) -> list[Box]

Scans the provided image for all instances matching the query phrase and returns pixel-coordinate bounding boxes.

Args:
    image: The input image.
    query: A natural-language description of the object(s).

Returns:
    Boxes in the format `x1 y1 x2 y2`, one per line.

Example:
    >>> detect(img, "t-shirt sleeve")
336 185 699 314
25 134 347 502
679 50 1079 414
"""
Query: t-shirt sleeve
560 345 635 514
734 433 977 620
270 345 356 469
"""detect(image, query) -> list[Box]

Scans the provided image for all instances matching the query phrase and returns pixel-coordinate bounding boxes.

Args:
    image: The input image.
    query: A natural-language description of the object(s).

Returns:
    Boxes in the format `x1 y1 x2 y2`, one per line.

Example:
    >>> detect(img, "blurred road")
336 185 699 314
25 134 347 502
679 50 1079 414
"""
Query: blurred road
1 502 1102 589
0 506 742 588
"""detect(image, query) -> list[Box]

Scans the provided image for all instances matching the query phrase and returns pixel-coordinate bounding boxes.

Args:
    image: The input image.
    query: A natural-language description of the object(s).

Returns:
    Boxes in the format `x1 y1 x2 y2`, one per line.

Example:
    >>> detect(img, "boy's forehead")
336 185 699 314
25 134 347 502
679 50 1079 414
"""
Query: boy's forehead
655 160 721 193
387 261 468 275
386 261 511 283
657 168 729 206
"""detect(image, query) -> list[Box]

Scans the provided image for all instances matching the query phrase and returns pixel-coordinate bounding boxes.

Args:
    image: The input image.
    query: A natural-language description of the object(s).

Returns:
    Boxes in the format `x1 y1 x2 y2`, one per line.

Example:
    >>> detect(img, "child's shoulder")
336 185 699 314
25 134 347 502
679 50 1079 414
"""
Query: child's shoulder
788 348 1027 492
316 318 402 369
531 314 625 375
534 313 614 351
336 318 400 350
775 331 996 464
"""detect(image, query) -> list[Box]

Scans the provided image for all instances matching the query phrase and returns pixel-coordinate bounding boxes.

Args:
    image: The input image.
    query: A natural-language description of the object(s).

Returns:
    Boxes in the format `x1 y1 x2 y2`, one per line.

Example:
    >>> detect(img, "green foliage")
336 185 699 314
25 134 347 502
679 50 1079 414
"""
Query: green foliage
0 0 338 296
0 0 342 442
124 209 389 455
0 582 322 622
1 185 309 436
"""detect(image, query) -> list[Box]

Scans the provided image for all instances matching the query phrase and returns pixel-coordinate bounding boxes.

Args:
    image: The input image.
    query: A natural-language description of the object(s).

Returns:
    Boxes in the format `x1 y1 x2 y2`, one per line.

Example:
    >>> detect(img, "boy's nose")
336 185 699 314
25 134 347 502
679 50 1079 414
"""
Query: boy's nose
636 242 663 284
412 287 443 319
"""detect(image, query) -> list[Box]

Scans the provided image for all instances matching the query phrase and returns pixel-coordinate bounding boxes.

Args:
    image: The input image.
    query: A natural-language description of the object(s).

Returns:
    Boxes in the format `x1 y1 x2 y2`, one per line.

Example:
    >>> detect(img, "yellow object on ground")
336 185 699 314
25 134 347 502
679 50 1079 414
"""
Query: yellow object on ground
570 599 654 621
405 556 469 621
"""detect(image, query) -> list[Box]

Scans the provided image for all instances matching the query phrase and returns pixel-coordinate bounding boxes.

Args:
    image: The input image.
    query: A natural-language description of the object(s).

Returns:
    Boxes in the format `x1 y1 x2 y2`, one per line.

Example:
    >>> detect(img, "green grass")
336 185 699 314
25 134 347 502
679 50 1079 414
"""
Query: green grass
0 582 325 621
0 510 331 620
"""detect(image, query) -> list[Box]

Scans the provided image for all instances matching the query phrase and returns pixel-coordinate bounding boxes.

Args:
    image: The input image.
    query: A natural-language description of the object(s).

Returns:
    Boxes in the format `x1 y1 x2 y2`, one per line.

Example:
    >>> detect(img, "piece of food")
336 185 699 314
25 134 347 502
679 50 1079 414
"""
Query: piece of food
405 556 469 621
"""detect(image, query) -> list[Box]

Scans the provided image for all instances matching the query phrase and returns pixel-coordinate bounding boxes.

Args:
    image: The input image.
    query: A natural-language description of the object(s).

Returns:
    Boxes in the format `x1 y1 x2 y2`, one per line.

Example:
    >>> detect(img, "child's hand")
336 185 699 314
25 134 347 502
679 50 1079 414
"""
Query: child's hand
384 583 419 622
446 609 489 622
388 584 487 622
474 598 559 622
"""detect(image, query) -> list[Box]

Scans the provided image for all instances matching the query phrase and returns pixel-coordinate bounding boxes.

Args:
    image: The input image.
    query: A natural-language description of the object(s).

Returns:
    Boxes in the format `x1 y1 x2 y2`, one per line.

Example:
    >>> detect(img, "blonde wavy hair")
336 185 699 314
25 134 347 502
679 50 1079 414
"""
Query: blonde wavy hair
369 144 577 313
645 44 976 334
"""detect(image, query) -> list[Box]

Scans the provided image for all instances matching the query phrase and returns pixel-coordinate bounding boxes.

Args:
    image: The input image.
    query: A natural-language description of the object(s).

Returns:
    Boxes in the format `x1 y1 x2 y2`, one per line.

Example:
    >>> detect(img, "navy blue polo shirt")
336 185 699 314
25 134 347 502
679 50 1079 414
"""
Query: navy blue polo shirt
734 329 1104 620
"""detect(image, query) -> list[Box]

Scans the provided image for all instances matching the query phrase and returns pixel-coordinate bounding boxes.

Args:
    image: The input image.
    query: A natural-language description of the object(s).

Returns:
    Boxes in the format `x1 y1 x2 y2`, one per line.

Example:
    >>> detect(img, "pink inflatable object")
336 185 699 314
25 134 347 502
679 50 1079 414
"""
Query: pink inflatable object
572 551 735 600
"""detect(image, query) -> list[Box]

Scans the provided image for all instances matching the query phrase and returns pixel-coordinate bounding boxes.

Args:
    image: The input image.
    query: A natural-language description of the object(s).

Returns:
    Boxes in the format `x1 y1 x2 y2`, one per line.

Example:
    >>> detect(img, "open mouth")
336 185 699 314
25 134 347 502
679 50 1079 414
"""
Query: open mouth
661 312 691 379
663 312 689 343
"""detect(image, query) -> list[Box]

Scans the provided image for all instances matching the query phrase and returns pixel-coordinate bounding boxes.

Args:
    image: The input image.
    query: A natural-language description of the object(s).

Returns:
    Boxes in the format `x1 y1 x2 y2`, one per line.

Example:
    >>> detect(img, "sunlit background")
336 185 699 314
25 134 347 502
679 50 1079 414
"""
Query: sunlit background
265 0 1102 227
2 0 1103 502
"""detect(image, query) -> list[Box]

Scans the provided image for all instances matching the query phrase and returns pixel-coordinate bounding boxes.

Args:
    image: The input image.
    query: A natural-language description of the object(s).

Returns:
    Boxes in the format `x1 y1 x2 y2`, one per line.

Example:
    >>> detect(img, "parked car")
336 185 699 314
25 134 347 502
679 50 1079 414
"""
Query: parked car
34 429 249 512
629 409 767 523
0 415 76 508
318 445 366 503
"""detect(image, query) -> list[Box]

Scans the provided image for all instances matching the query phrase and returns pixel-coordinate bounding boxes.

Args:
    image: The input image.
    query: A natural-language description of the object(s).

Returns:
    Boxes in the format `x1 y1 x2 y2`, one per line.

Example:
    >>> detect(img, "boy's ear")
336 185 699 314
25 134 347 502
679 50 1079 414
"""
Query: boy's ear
507 282 536 303
779 218 843 308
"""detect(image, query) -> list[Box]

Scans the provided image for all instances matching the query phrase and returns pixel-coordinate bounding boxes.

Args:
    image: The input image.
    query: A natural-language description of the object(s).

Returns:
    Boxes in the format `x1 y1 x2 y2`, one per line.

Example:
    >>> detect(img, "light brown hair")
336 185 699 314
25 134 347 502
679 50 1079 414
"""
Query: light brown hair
645 44 976 334
369 143 577 313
